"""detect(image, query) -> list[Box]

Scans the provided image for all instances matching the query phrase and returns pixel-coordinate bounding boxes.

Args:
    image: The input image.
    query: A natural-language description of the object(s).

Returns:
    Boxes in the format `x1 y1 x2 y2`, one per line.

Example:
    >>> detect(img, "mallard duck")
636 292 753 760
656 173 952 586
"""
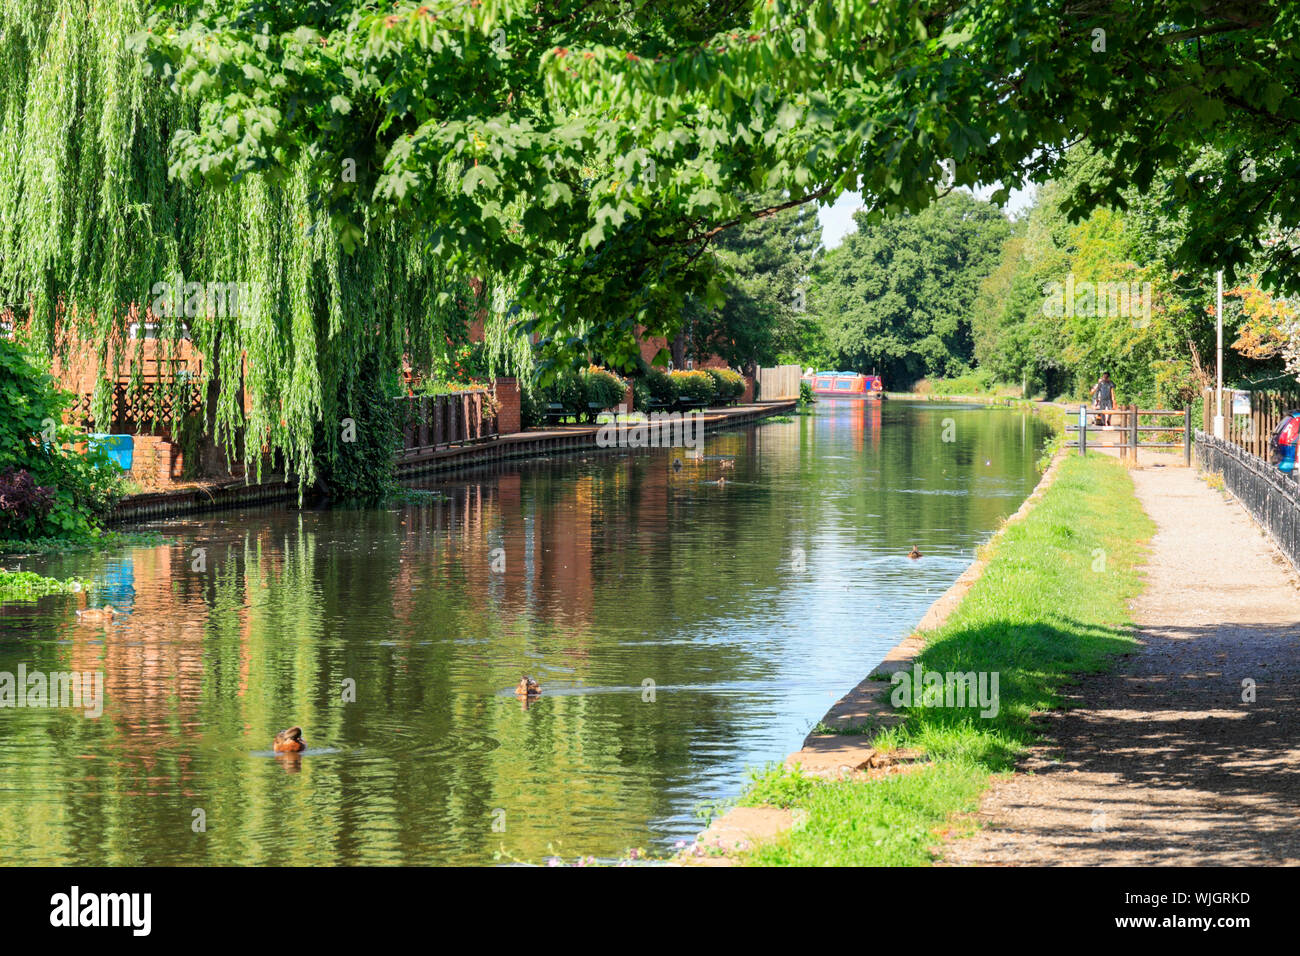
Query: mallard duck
76 605 118 622
908 546 922 560
672 459 683 472
714 476 727 487
516 676 541 698
273 726 306 753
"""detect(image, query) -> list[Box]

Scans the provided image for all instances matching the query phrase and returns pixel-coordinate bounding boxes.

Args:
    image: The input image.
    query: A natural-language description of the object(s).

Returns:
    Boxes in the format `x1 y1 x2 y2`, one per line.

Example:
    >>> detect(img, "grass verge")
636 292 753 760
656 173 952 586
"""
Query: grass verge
735 452 1153 866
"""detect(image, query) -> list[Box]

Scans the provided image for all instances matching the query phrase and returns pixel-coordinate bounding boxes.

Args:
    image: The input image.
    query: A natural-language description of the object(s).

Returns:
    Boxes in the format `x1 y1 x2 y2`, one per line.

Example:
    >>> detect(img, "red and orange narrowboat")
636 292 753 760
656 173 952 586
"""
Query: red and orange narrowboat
806 371 885 400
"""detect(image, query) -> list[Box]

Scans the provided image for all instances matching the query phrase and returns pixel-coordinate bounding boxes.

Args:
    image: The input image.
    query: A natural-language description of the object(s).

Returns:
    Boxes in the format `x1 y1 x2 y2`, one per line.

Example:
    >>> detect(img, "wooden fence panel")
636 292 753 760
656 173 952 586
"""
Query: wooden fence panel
396 390 498 455
755 364 801 400
1202 388 1300 462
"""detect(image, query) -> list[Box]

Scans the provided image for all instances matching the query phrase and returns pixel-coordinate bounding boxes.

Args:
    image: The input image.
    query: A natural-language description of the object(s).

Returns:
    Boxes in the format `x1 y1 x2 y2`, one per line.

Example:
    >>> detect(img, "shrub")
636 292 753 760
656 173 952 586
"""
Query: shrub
553 373 586 414
643 367 677 405
704 367 746 401
520 385 545 428
669 369 717 404
0 468 56 538
582 366 628 411
0 337 126 539
632 377 652 412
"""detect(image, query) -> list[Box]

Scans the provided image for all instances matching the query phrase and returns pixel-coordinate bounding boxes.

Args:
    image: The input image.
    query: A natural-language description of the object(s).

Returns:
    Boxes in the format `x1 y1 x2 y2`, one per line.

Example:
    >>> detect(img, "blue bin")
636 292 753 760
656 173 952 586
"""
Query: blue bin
88 434 134 471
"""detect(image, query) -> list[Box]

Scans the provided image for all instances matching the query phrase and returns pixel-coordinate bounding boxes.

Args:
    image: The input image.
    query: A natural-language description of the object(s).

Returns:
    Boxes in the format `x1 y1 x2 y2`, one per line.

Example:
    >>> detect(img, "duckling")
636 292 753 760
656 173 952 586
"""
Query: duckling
516 676 541 698
908 546 922 560
273 726 306 753
714 476 727 487
76 605 118 622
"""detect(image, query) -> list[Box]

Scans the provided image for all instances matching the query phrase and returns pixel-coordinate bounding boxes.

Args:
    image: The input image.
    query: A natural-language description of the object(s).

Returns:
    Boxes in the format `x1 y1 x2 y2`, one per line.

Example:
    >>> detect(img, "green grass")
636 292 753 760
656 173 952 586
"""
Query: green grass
736 453 1153 866
914 372 1019 398
810 720 878 736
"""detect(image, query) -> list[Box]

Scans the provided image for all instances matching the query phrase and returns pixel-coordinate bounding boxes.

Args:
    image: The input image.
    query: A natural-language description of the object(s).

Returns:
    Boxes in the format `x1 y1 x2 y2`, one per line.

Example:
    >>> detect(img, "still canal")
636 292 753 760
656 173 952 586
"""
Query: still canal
0 401 1051 864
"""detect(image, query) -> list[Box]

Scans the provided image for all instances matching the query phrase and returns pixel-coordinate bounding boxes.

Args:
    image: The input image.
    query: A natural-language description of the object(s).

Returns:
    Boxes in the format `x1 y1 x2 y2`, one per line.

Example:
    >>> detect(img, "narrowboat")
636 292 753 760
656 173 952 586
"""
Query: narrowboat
806 371 885 399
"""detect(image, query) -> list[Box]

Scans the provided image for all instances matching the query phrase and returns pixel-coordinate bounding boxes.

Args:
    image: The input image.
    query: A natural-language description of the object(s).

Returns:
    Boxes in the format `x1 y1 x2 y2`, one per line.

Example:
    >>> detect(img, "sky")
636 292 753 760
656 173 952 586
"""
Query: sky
817 183 1037 250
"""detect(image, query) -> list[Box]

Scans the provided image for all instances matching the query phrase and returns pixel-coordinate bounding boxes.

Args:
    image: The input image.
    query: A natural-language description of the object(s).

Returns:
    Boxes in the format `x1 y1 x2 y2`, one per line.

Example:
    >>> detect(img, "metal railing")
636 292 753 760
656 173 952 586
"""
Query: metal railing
1065 404 1192 465
1196 432 1300 572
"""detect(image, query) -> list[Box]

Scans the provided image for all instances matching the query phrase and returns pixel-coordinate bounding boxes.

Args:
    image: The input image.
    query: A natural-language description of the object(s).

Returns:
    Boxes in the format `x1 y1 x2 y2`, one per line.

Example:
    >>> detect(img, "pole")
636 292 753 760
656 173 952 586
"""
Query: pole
1184 405 1192 467
1129 404 1138 463
1079 404 1087 457
1213 270 1225 439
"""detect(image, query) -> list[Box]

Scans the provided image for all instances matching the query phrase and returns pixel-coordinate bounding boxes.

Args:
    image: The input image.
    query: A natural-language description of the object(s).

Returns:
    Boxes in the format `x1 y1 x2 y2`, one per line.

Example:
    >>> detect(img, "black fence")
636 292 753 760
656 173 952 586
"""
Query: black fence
1196 431 1300 572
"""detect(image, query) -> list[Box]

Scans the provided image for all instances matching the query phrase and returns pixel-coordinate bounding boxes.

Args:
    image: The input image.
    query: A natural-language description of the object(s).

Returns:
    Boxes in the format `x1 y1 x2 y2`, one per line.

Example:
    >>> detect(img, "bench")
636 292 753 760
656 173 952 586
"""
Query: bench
545 403 568 427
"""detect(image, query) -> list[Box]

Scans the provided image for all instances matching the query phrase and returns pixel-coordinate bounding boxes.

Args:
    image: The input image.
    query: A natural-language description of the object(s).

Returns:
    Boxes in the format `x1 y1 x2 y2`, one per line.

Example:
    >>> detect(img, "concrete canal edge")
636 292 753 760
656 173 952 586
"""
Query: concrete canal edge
108 400 798 522
688 446 1072 862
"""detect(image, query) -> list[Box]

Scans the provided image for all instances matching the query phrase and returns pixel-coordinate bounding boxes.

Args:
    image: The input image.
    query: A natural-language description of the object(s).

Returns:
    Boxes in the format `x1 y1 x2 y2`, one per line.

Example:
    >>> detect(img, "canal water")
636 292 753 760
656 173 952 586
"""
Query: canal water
0 401 1050 864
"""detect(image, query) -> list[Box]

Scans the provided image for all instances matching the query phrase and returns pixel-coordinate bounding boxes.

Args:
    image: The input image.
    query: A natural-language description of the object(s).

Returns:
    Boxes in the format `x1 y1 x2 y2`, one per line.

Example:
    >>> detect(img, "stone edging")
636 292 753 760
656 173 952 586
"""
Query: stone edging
689 447 1071 858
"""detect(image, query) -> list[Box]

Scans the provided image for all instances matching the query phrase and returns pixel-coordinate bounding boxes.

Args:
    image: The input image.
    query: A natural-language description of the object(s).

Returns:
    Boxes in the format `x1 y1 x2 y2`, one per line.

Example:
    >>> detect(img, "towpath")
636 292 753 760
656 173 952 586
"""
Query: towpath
944 460 1300 865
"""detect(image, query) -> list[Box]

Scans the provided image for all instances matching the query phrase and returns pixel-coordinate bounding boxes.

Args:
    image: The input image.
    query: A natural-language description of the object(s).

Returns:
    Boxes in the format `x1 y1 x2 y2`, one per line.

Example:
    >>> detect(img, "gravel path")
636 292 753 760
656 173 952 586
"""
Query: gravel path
944 460 1300 866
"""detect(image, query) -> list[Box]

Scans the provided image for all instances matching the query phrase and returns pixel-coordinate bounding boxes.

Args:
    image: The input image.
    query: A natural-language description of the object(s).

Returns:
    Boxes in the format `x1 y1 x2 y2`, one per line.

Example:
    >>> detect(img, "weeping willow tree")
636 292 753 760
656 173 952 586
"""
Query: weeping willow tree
0 0 490 493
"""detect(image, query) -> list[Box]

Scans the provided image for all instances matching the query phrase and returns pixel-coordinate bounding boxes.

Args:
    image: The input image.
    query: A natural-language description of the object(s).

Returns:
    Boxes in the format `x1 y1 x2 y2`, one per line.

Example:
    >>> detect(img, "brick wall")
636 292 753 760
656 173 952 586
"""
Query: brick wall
494 377 521 435
129 435 184 488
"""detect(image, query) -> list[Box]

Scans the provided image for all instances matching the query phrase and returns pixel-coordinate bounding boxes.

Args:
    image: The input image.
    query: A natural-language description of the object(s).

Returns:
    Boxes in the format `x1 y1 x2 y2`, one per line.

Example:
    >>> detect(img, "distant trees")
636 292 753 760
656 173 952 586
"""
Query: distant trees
809 193 1010 385
684 201 825 373
971 148 1285 406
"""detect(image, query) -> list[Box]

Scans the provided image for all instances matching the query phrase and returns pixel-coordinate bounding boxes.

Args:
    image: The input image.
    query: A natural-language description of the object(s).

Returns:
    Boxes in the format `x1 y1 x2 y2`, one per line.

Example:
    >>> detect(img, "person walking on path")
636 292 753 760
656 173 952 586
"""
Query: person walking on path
1090 371 1116 426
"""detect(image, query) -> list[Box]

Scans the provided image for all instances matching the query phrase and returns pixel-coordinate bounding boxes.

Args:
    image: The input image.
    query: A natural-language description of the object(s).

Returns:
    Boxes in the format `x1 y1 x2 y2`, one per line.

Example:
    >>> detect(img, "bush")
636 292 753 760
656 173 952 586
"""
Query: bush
632 377 652 412
0 468 56 538
553 373 586 414
669 369 717 404
643 367 677 405
921 369 999 396
704 367 746 401
0 337 126 539
582 366 628 411
520 385 546 428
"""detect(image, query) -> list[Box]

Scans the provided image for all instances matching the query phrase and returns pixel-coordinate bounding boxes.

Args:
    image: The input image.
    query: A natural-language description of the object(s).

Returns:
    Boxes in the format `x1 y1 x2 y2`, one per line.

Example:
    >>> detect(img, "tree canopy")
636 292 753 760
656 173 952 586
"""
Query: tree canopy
811 192 1009 384
684 198 823 372
139 1 1300 338
4 0 1299 485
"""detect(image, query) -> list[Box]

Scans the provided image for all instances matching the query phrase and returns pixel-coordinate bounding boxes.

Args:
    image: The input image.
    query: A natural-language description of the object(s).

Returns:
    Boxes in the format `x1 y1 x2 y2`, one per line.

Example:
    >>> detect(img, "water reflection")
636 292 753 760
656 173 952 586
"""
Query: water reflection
0 402 1049 864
